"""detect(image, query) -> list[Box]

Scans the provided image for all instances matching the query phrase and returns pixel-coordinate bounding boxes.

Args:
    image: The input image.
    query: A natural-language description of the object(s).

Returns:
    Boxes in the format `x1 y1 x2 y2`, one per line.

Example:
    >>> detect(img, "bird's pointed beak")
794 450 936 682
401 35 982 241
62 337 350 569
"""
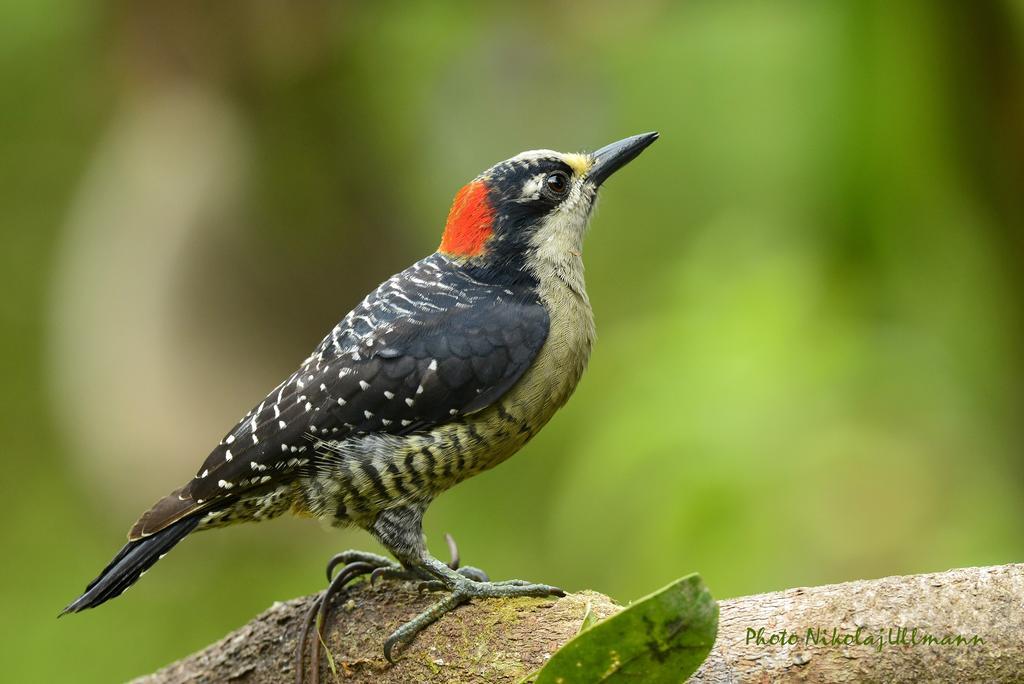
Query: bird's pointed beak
587 132 659 187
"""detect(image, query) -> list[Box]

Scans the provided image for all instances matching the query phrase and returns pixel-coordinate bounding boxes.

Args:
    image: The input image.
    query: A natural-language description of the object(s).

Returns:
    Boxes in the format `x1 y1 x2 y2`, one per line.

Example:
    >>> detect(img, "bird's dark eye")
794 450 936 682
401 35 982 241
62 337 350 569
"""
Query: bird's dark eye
545 171 569 196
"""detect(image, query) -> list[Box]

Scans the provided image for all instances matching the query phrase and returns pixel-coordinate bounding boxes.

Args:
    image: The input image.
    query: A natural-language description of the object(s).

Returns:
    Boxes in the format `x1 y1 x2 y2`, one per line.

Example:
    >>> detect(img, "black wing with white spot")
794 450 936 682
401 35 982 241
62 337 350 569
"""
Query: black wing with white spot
135 254 548 534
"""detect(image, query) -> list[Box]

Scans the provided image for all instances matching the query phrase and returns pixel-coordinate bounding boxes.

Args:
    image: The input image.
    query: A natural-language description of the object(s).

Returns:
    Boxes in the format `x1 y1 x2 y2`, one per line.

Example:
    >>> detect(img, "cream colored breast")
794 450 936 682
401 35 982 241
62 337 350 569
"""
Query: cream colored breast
512 253 595 416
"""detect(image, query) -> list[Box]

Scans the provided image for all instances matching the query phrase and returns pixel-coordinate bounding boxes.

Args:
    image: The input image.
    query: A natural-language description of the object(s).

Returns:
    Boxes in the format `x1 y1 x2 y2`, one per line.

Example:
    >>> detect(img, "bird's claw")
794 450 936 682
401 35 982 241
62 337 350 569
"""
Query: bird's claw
417 565 489 593
456 565 489 583
369 565 416 587
297 553 402 684
298 536 528 676
383 575 564 663
325 550 393 582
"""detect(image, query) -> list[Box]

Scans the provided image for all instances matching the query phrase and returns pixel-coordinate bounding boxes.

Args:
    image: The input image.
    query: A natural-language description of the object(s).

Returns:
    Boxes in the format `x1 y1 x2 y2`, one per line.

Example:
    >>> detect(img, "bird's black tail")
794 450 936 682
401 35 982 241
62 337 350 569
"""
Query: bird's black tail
61 513 202 615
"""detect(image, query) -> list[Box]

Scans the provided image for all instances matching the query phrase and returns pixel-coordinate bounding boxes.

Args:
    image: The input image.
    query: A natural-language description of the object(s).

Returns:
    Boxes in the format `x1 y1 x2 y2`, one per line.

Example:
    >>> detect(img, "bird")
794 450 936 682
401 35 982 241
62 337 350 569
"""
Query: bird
62 131 659 678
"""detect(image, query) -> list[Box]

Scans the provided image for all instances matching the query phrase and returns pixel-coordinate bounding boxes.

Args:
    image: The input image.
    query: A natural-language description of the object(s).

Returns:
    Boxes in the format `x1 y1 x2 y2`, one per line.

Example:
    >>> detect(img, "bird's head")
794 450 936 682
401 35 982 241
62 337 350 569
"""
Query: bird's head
438 132 659 279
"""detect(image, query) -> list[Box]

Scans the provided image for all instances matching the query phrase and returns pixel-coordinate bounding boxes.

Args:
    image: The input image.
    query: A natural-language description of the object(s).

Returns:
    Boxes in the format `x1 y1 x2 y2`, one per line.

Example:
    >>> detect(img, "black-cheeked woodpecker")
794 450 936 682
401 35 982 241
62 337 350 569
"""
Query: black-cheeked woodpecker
63 132 660 676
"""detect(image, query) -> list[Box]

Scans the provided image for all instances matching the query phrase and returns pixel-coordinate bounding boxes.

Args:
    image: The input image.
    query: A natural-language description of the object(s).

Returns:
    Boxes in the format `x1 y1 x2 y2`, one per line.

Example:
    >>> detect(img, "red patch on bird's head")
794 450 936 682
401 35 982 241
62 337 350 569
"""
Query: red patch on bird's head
439 181 495 257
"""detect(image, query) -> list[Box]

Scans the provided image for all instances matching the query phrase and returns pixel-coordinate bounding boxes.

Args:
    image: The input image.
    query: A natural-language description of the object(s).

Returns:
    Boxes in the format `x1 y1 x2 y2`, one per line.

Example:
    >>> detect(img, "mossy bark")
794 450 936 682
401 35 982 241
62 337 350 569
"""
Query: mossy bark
133 583 620 684
135 564 1024 683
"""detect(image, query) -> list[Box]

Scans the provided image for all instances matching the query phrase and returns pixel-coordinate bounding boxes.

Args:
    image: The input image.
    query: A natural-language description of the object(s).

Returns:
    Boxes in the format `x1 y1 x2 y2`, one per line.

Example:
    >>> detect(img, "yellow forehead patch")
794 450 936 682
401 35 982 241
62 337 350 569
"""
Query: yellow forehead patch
563 153 592 176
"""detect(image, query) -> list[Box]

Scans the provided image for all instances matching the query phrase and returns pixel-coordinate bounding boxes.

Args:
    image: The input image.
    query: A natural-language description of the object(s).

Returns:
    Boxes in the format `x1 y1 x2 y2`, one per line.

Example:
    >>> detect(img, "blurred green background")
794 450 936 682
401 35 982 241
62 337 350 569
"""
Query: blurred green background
2 1 1023 681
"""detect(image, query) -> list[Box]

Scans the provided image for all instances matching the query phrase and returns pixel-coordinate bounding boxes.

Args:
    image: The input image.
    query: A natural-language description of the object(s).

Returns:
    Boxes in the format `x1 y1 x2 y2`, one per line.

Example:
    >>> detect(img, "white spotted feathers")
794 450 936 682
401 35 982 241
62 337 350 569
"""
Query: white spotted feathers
179 253 549 506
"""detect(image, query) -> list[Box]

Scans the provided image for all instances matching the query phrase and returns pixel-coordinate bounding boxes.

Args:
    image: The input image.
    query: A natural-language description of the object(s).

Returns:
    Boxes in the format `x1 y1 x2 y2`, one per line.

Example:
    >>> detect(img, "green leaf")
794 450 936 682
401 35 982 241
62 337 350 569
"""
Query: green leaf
578 601 598 634
533 574 717 684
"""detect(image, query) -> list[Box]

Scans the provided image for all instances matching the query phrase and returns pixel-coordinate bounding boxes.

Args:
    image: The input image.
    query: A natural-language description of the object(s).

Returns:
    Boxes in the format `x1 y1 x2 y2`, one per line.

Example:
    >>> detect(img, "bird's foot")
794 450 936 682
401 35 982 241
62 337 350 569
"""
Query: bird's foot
295 535 478 683
384 567 564 663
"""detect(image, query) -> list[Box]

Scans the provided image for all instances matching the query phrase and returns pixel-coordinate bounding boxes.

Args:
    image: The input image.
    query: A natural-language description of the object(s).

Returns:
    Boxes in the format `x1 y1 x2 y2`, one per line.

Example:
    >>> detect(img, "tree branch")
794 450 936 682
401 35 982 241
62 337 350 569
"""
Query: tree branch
693 563 1022 683
133 583 620 683
134 564 1023 683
